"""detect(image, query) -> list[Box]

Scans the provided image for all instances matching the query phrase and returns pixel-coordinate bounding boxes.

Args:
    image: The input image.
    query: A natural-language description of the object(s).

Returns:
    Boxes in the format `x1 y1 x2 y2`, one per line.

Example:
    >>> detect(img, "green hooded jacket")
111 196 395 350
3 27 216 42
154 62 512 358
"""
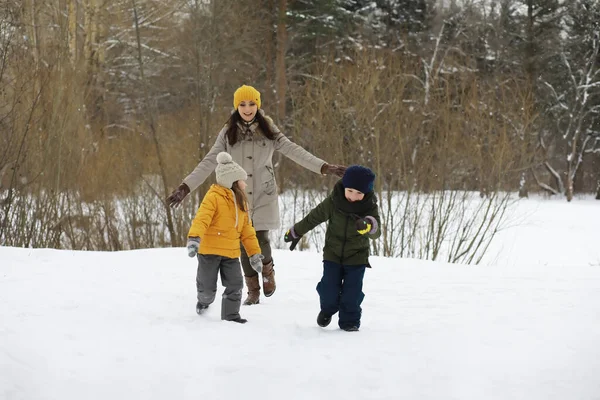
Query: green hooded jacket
293 180 381 266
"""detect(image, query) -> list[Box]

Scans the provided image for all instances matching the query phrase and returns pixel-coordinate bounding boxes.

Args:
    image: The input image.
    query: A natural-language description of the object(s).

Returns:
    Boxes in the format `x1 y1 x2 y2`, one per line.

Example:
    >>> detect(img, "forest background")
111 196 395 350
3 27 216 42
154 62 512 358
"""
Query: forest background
1 0 599 256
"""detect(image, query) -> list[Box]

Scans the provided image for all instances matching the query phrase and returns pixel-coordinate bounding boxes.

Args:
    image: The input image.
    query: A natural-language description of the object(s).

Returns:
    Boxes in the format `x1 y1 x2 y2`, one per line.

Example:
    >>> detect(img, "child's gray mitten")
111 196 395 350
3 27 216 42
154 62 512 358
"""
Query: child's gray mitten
187 237 200 257
249 254 265 273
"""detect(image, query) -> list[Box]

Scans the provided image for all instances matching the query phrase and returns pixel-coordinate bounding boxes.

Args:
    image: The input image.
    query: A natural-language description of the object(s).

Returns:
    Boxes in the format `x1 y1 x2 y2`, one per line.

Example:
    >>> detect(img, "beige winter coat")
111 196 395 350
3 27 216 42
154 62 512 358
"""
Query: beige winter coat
182 111 326 231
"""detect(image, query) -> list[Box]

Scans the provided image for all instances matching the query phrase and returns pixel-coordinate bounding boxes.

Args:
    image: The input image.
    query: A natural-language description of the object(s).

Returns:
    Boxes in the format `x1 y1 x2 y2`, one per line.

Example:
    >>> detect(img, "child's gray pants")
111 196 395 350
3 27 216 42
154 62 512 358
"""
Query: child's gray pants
196 254 243 321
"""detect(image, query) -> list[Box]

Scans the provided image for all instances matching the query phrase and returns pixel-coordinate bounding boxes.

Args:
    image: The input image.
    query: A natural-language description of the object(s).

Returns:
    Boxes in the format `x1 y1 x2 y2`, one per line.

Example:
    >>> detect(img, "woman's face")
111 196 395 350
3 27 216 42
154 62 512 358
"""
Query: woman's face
236 180 247 191
238 100 258 122
344 188 365 203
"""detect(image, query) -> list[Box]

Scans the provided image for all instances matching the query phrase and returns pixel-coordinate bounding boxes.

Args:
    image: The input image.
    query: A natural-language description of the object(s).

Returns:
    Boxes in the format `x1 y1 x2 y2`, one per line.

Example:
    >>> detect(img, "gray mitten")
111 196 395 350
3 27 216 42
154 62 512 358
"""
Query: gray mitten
249 254 265 273
187 237 200 258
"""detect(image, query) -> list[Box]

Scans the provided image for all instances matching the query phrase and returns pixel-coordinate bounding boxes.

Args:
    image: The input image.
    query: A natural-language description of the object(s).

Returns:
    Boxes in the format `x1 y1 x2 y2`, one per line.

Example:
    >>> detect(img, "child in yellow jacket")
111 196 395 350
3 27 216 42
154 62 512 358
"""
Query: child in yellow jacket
187 152 263 323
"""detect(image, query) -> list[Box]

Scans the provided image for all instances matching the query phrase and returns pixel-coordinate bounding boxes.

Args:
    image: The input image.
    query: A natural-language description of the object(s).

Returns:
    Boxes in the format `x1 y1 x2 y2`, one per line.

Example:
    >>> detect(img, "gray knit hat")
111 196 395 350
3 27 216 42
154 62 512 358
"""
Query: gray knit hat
215 152 247 188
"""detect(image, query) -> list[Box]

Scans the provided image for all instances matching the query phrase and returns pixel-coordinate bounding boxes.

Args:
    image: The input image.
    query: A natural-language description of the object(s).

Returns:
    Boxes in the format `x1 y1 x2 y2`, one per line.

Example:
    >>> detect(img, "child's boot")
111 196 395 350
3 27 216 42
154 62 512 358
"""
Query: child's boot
196 302 209 315
341 325 359 332
317 311 332 327
243 275 261 305
262 260 276 297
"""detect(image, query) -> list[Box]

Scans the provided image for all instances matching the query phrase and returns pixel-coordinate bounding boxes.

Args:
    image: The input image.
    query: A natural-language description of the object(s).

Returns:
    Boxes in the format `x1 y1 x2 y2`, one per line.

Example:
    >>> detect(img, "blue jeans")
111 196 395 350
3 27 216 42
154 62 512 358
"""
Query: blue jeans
316 260 366 329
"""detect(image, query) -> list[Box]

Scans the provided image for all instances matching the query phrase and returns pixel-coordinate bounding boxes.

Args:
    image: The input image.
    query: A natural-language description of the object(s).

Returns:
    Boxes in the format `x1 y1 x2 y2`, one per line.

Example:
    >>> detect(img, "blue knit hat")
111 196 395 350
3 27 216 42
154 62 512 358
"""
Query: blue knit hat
342 165 375 194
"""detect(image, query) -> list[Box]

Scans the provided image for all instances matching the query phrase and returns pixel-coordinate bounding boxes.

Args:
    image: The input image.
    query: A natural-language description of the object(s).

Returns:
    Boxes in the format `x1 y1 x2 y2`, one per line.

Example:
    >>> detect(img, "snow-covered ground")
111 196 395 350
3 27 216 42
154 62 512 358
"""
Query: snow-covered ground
483 194 600 267
1 195 600 400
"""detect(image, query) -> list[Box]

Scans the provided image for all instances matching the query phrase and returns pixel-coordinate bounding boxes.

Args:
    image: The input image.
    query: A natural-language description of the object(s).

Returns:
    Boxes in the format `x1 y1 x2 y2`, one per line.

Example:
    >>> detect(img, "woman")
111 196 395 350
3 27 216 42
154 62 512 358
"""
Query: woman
168 84 346 305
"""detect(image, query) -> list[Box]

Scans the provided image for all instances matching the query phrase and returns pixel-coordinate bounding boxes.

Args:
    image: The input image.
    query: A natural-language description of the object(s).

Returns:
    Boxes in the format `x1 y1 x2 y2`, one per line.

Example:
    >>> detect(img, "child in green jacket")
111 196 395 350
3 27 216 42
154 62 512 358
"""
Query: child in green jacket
284 165 381 331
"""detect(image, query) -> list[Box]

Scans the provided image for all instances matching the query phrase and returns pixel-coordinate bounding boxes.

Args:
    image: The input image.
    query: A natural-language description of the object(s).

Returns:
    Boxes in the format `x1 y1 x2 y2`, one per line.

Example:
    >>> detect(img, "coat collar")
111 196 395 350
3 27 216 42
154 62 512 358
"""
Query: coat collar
210 183 233 197
210 184 239 227
234 109 266 136
331 180 376 216
236 120 258 136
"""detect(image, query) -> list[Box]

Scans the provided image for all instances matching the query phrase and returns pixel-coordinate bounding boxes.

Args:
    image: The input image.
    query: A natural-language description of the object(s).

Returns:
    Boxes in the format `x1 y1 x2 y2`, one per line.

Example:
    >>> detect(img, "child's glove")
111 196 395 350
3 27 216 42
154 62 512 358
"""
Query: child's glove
355 216 377 235
187 237 200 257
283 227 301 251
249 254 265 273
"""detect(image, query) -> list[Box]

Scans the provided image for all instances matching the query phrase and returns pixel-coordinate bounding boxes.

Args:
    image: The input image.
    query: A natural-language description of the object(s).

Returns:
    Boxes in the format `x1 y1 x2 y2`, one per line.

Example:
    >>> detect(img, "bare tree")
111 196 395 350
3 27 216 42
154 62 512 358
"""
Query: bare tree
283 48 530 263
541 37 600 201
127 0 178 244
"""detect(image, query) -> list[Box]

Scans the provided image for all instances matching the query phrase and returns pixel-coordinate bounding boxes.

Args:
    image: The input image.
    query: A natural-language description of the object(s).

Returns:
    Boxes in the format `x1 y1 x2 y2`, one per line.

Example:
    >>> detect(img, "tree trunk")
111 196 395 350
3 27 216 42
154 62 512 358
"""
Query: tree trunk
93 0 107 127
566 176 573 201
566 126 582 203
23 0 41 96
83 0 96 70
131 0 177 246
275 0 288 122
263 0 276 106
525 0 535 85
203 0 216 157
96 1 106 67
566 149 574 201
26 0 40 68
573 159 585 193
68 0 78 64
596 156 600 200
518 172 528 198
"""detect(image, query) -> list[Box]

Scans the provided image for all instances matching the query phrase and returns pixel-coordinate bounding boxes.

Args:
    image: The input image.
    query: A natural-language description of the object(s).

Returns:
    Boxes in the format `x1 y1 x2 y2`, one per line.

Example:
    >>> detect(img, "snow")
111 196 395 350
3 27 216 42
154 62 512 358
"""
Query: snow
2 196 600 400
483 195 600 267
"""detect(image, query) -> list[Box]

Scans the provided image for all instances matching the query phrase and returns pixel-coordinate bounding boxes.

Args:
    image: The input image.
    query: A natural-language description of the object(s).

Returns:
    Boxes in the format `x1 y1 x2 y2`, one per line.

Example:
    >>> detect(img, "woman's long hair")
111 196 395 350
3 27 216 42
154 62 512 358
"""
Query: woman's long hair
225 110 278 146
232 181 249 212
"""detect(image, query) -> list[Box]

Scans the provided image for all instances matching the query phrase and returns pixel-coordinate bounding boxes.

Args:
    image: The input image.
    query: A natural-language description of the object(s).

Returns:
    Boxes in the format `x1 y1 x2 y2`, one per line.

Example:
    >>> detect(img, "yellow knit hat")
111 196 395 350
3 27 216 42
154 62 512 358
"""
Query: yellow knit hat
233 85 261 110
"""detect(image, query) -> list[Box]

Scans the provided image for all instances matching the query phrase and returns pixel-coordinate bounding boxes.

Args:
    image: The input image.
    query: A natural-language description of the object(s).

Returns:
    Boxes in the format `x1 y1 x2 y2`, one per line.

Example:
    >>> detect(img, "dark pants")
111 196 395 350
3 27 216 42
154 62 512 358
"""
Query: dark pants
240 230 272 277
316 260 366 329
196 254 243 321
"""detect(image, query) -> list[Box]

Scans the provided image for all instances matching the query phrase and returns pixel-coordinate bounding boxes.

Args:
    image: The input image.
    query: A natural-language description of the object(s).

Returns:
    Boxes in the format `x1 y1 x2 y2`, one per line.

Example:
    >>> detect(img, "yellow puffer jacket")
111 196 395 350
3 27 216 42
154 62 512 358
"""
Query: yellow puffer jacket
188 184 260 259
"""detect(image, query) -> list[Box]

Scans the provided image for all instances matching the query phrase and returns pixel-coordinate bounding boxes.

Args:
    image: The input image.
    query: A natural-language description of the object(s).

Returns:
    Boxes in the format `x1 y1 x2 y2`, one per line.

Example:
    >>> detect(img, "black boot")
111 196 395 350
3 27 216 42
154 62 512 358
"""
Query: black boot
317 311 332 327
341 325 359 332
196 302 209 315
229 317 248 324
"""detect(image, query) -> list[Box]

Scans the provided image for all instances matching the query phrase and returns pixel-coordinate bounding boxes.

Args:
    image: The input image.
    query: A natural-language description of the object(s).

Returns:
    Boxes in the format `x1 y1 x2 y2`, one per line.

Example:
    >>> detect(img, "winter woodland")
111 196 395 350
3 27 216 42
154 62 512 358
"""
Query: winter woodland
1 0 599 258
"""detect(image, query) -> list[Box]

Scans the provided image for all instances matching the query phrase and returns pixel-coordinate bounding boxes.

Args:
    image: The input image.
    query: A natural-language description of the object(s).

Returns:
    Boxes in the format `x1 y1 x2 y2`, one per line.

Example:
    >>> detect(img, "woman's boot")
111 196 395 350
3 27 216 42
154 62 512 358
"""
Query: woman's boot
243 275 261 305
262 260 276 297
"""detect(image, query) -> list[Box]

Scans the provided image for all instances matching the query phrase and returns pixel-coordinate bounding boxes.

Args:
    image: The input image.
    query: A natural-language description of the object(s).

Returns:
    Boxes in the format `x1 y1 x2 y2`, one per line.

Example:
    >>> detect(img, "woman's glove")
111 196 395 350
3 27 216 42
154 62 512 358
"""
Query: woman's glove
187 237 200 257
167 183 190 208
355 216 377 235
249 254 265 273
283 227 302 251
321 163 347 177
